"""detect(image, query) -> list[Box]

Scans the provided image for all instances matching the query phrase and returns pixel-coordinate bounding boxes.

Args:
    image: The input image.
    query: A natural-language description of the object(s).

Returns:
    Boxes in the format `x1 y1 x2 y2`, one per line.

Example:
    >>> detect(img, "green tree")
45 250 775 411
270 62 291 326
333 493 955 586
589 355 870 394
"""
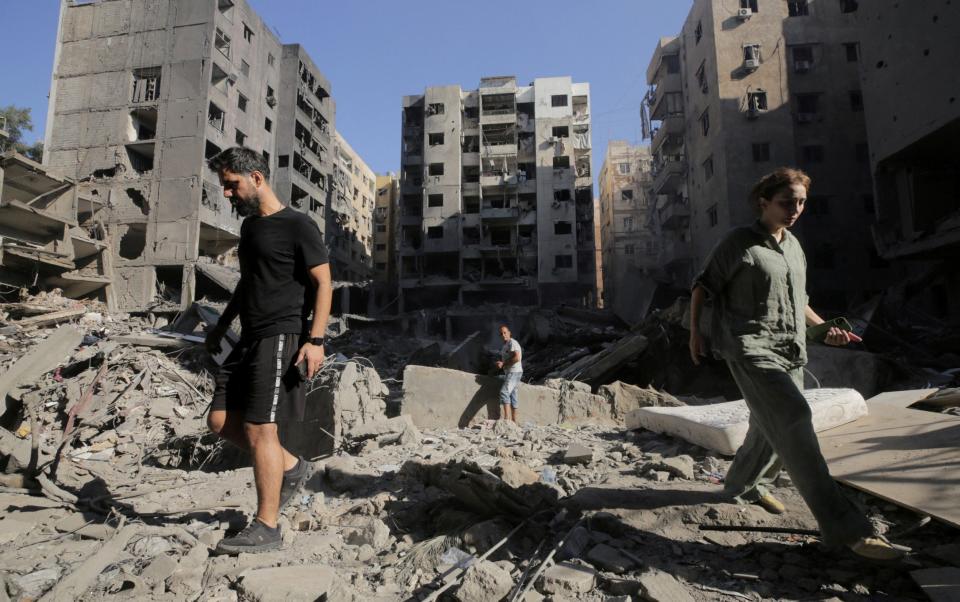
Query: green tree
0 105 44 162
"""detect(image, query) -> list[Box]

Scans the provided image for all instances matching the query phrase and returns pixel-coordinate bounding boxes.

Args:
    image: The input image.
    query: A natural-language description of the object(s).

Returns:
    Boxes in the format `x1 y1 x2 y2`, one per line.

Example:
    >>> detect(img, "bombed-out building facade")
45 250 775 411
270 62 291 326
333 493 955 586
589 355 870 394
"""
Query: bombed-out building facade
41 0 344 311
398 76 596 311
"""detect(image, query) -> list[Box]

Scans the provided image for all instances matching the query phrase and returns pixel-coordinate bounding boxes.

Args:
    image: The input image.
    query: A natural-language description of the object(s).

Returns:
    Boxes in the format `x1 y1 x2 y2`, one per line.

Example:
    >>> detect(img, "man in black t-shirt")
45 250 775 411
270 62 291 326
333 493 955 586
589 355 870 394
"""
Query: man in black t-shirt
203 147 332 555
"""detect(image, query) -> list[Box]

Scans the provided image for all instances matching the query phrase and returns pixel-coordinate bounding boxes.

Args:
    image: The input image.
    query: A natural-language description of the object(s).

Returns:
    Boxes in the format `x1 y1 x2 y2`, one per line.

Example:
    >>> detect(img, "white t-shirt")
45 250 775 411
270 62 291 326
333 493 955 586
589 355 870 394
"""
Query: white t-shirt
501 338 523 374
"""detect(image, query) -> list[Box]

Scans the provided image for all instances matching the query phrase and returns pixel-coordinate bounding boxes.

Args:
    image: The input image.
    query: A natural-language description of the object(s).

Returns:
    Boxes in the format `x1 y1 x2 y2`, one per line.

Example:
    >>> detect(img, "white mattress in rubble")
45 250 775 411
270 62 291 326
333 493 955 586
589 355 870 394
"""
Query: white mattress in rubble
626 388 867 456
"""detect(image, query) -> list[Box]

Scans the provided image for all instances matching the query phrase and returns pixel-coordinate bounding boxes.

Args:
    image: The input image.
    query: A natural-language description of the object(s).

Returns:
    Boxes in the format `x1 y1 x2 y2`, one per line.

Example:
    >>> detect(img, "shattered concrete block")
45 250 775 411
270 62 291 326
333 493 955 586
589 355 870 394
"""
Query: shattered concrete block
540 561 597 595
626 388 868 456
455 559 513 602
347 414 421 447
343 518 391 550
636 569 694 602
563 443 594 465
585 543 635 574
11 568 62 600
642 455 695 481
140 554 179 586
599 380 683 421
493 458 540 488
238 565 354 602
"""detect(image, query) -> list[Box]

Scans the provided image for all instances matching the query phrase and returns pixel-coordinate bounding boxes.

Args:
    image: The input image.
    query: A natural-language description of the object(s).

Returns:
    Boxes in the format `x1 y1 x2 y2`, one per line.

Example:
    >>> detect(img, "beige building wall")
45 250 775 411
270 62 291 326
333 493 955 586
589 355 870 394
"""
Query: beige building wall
593 197 604 308
646 0 890 309
598 141 655 307
332 131 375 281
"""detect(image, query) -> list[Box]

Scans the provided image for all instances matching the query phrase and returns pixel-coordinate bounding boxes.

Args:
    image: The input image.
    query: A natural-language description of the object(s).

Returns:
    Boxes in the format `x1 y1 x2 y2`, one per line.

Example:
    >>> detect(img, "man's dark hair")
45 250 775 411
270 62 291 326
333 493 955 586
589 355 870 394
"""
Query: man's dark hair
207 146 271 181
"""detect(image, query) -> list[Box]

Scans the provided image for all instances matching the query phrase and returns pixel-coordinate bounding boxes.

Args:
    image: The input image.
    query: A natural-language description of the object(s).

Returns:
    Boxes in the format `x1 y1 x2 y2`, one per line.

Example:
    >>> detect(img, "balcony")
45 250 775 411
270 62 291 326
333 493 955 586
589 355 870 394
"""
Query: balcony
480 172 517 187
651 113 684 153
480 142 517 157
480 206 520 222
651 155 686 195
659 198 690 230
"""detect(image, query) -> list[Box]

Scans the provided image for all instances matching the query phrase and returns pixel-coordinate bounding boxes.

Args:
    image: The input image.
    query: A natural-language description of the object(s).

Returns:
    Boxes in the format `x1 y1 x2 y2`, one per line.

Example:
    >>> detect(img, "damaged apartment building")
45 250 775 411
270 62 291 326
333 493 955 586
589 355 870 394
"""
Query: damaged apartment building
41 0 347 312
856 0 960 323
642 0 893 311
399 76 596 311
598 141 657 323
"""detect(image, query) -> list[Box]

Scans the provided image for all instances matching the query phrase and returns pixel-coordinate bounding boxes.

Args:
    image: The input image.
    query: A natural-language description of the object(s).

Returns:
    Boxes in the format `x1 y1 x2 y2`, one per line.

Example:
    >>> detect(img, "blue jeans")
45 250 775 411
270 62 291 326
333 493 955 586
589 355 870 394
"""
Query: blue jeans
499 372 522 408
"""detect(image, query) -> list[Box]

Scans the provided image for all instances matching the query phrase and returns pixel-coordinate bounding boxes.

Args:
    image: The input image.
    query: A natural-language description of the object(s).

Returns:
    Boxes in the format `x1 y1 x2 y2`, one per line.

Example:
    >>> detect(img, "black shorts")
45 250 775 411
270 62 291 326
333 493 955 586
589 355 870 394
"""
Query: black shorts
211 333 306 424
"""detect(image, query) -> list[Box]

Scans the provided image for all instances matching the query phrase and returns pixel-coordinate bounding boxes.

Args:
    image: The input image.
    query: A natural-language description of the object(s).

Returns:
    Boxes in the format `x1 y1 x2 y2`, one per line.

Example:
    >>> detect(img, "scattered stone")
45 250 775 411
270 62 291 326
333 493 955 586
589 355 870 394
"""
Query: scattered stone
541 562 597 595
585 543 634 574
494 458 540 488
563 443 594 465
637 569 694 602
455 560 512 602
463 518 513 554
343 518 391 550
557 525 592 561
238 565 354 601
643 455 695 480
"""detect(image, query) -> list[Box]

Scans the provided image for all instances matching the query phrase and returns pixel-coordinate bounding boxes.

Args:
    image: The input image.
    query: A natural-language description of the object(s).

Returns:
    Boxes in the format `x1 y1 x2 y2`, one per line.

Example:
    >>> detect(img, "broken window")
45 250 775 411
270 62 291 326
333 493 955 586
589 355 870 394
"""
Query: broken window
696 61 708 93
708 204 718 227
517 102 535 120
463 106 479 119
481 93 515 115
554 221 572 235
551 95 568 107
554 255 573 269
264 117 272 132
428 193 443 207
618 162 631 174
462 135 479 153
795 93 820 121
553 156 570 169
481 122 516 146
126 144 154 173
552 126 569 138
118 224 147 260
266 85 276 108
747 90 768 113
240 60 250 78
428 132 444 146
243 23 254 42
844 42 860 62
623 216 634 231
700 108 710 136
463 166 480 183
752 142 771 162
703 156 714 180
211 62 229 93
215 28 231 60
792 46 814 72
238 93 248 112
621 189 634 201
217 0 234 18
554 189 572 202
208 102 225 132
427 226 443 239
744 44 761 63
849 90 864 111
518 162 536 180
128 108 157 141
787 0 809 16
278 154 289 168
426 103 444 116
664 55 680 74
464 196 480 214
695 20 703 44
740 0 758 10
131 67 162 103
839 0 858 13
205 140 222 160
490 228 511 245
267 52 275 67
428 163 444 176
235 129 246 146
462 226 481 245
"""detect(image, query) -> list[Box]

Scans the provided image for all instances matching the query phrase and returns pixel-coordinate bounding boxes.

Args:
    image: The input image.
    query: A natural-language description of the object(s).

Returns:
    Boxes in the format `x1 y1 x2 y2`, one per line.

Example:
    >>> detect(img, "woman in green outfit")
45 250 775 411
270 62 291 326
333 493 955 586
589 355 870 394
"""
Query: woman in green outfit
689 167 901 560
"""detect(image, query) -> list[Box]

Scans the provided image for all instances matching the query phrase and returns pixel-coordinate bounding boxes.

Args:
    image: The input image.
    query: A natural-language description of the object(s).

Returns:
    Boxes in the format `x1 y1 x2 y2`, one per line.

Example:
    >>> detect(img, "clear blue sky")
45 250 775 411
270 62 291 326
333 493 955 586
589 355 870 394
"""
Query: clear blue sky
1 1 690 176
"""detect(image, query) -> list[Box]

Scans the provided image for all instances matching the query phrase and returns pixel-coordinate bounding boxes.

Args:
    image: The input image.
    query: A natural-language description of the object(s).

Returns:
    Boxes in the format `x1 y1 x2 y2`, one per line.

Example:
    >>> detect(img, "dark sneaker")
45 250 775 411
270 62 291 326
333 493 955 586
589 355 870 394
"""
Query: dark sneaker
215 519 281 555
279 456 310 510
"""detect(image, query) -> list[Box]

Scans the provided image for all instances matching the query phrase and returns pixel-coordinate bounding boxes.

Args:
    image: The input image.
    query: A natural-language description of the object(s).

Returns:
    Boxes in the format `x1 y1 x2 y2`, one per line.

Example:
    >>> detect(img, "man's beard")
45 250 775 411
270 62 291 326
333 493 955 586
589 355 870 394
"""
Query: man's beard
233 191 261 217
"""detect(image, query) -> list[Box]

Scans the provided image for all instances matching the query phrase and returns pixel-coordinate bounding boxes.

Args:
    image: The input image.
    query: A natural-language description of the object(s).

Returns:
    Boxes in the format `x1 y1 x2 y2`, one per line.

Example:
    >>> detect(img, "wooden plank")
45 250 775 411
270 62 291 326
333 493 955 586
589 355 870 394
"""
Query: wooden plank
910 567 960 602
819 404 960 528
13 307 86 328
865 388 937 409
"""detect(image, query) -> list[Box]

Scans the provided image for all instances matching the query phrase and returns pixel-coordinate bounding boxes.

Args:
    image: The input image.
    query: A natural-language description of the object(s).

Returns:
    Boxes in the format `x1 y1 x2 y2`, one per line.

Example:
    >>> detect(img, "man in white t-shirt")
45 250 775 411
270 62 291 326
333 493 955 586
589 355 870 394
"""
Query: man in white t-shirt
496 325 523 423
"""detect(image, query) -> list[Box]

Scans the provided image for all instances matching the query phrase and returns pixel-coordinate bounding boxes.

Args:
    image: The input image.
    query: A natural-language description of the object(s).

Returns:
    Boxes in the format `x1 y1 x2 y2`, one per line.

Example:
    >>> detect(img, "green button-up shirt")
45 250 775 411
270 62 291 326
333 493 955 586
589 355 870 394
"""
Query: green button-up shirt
694 220 808 369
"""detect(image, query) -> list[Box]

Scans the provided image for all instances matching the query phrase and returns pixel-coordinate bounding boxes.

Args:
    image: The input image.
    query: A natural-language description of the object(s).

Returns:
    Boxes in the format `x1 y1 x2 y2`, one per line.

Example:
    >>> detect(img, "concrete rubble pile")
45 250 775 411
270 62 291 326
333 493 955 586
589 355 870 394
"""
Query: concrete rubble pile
0 293 958 600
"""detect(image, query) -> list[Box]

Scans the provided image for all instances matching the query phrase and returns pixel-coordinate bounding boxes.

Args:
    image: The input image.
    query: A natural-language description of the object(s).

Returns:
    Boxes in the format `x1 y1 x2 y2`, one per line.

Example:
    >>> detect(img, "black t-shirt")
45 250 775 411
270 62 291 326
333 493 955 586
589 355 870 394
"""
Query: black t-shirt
237 207 329 340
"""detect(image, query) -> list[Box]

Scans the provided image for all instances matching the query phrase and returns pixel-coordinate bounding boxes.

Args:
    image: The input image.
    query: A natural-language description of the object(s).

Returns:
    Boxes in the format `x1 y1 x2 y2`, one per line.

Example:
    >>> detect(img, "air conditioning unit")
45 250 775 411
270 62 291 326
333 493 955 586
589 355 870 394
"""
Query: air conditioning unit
794 60 812 73
744 58 760 71
737 7 753 20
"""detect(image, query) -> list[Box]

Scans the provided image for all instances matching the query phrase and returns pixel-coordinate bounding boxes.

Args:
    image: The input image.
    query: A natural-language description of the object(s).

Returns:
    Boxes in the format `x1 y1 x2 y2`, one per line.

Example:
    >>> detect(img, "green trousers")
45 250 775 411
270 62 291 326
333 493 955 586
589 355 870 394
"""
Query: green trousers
723 361 873 546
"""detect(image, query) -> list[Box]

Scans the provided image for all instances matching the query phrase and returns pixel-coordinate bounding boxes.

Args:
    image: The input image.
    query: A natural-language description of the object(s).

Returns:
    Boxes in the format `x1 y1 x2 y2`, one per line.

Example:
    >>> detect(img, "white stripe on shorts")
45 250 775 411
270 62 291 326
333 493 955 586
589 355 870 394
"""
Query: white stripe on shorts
269 335 285 422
